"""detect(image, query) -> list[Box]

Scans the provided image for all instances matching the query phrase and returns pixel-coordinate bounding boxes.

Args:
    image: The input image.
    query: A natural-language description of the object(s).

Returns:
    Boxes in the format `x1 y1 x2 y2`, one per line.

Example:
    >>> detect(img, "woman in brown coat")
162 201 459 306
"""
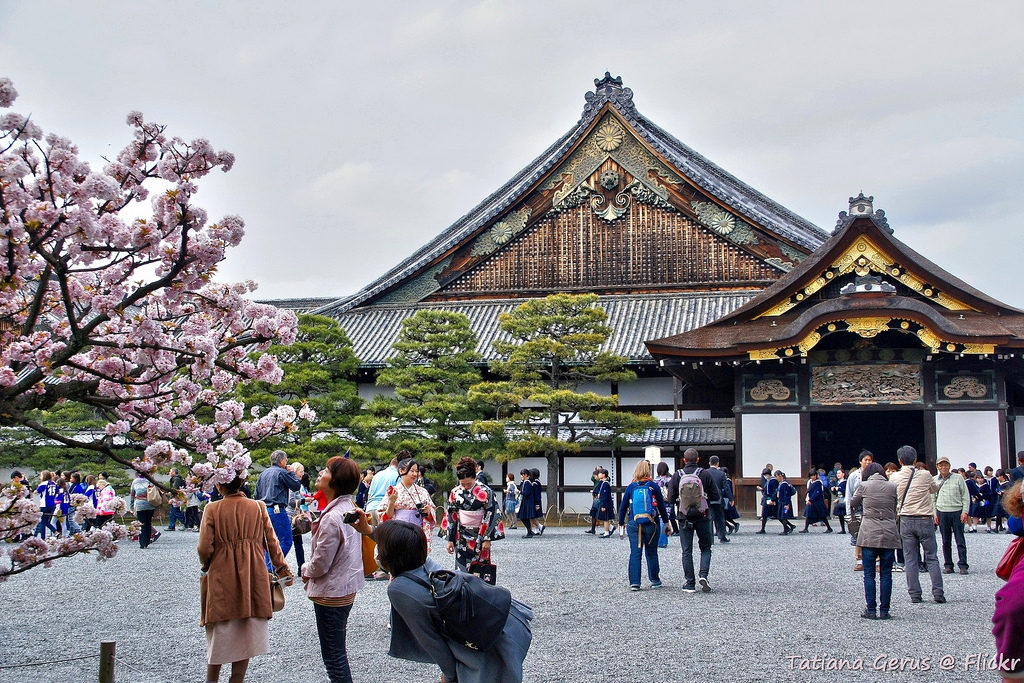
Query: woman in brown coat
198 474 293 683
850 462 900 620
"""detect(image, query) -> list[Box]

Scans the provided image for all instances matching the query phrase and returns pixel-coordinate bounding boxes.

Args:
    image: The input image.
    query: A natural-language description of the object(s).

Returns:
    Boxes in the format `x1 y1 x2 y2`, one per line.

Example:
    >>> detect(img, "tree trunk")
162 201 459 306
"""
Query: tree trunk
545 449 559 514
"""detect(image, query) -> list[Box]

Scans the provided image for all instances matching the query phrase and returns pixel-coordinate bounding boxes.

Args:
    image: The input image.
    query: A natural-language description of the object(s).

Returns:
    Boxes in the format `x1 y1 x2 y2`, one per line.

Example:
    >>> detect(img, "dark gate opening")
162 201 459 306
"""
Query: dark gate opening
809 410 926 474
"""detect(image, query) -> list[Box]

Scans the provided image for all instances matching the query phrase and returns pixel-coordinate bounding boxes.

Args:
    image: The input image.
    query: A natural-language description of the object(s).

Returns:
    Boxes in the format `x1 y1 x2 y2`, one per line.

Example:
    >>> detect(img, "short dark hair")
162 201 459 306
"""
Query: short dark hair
709 455 720 466
475 460 485 469
325 456 360 497
530 468 541 481
863 462 886 480
656 462 669 476
774 470 785 478
897 445 917 466
859 450 873 463
1017 451 1024 464
375 520 427 575
683 448 698 463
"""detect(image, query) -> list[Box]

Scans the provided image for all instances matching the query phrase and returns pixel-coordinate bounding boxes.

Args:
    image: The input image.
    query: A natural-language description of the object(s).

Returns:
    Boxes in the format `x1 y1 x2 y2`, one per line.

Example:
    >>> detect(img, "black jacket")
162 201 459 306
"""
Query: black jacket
704 467 727 504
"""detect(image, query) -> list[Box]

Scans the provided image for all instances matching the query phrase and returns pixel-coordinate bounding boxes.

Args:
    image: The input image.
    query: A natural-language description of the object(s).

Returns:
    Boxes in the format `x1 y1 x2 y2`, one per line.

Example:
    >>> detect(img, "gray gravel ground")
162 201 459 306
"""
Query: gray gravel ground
1 519 1014 683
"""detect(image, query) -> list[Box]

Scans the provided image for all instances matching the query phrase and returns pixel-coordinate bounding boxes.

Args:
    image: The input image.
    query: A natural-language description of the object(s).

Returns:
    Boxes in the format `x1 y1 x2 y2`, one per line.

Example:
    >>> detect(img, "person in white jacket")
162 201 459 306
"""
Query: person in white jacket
845 450 874 571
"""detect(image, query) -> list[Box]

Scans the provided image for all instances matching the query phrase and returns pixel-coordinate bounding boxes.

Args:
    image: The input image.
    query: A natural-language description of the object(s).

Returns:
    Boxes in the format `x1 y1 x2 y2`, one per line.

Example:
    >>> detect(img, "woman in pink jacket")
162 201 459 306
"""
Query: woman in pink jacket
301 456 365 683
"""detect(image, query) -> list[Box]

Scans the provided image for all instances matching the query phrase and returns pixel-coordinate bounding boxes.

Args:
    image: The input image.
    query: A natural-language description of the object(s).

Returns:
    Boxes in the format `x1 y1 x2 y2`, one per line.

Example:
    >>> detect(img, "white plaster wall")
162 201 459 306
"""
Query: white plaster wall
617 377 674 406
357 383 396 401
935 410 1001 471
740 413 801 479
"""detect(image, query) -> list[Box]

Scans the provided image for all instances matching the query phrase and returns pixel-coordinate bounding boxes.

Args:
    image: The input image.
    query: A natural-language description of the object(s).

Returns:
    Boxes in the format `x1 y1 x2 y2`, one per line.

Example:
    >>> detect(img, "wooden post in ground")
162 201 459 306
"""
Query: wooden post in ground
99 640 115 683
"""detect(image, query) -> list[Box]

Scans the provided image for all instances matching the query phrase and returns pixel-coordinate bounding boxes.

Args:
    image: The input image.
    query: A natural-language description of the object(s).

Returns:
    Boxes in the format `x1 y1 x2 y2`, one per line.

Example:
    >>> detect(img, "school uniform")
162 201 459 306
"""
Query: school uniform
594 480 614 521
776 480 796 521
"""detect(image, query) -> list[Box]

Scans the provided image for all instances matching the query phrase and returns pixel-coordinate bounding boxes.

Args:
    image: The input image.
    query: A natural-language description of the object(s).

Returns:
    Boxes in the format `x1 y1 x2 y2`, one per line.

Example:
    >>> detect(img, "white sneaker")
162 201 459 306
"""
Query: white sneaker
698 577 712 593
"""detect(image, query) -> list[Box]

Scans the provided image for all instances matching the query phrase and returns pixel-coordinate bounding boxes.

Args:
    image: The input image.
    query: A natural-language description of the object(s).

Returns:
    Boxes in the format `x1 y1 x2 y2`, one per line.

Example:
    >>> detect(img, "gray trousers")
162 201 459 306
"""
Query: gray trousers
900 516 944 599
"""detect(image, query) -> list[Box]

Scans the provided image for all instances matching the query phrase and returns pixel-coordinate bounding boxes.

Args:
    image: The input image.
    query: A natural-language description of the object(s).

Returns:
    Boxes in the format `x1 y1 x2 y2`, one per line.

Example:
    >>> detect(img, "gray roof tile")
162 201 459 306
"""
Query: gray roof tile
334 292 753 366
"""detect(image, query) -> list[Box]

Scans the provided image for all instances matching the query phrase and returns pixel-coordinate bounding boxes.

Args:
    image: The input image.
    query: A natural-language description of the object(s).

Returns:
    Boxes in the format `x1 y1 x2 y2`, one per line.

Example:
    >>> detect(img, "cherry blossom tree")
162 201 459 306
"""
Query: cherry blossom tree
0 77 310 579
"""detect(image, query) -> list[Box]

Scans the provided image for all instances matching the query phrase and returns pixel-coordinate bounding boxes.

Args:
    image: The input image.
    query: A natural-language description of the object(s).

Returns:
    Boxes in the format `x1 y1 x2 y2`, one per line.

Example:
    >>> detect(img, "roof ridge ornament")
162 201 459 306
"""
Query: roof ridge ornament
833 191 892 234
582 72 636 123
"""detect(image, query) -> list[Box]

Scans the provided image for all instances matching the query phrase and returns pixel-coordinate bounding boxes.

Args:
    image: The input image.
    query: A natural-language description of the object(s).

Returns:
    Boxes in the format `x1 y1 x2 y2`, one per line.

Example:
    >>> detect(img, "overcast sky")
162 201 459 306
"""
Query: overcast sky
3 1 1023 307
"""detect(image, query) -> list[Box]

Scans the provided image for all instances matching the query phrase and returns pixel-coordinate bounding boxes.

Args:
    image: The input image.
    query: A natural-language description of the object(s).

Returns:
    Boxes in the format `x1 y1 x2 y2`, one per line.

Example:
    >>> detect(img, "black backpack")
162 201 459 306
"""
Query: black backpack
406 569 512 651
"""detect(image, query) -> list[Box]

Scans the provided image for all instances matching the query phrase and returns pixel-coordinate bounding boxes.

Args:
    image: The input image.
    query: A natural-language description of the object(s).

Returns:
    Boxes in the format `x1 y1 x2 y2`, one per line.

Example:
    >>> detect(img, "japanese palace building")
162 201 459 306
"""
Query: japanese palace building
276 74 1024 510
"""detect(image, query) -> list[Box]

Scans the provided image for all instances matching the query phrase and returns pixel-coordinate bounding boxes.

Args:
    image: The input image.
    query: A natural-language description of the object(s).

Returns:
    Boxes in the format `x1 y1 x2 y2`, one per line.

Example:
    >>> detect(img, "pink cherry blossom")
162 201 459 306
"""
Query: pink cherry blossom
0 77 311 580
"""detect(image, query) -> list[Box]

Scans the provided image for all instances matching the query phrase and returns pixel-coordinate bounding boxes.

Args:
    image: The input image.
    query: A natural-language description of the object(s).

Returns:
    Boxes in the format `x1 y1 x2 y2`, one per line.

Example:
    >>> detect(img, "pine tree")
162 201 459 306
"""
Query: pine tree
351 310 484 471
470 294 657 509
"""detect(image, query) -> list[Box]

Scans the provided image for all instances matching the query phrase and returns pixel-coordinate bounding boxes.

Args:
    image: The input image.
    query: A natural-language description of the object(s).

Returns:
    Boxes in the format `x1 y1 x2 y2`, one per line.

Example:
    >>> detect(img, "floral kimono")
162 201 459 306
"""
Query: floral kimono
441 483 504 569
381 482 437 551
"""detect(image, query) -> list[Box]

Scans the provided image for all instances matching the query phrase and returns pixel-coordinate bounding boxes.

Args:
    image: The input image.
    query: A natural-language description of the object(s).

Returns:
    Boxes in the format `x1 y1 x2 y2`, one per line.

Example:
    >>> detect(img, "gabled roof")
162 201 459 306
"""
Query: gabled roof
314 74 827 317
646 197 1024 360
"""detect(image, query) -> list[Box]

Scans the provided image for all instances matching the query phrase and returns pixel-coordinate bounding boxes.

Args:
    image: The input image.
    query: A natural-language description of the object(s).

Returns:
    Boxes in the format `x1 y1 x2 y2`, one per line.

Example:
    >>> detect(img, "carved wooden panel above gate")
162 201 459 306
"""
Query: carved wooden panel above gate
810 364 923 405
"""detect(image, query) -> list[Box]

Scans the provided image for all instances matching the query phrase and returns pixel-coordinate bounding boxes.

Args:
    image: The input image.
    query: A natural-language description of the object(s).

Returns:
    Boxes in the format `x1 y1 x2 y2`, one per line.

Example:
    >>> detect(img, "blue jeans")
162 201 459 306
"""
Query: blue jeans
264 507 293 571
626 521 661 586
313 602 353 683
34 507 56 539
166 505 186 530
680 519 713 587
860 547 895 612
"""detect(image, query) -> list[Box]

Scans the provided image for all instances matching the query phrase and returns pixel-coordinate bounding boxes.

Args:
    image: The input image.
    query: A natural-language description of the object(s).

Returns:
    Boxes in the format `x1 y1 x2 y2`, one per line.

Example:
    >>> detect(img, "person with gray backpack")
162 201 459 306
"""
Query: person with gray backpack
667 448 720 593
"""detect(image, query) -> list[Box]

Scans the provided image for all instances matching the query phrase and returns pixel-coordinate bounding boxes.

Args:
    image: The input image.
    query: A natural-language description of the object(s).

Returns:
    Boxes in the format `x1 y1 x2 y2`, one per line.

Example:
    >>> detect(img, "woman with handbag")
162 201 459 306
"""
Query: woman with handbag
128 473 157 549
198 472 293 683
301 456 365 683
380 456 436 550
850 462 900 620
375 519 533 683
992 480 1024 681
441 457 504 572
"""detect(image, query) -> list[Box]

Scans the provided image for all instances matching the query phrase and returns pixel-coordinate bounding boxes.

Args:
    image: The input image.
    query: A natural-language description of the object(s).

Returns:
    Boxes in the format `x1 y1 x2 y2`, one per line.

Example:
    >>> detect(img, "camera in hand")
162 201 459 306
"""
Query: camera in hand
343 510 360 524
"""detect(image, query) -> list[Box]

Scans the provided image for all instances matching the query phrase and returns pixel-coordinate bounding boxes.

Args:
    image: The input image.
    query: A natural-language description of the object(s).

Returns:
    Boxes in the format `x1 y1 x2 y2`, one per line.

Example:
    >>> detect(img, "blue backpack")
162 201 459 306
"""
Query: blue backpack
631 482 656 525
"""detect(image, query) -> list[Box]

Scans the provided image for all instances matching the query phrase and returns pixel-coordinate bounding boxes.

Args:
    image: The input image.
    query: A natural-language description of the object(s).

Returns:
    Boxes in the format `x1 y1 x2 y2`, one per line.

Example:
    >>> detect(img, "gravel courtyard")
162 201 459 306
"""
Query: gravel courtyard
2 520 1013 682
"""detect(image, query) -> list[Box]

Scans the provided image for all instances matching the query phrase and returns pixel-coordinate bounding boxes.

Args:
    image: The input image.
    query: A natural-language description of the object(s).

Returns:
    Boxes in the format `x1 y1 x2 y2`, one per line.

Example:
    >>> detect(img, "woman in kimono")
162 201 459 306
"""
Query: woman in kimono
381 456 437 551
801 475 833 533
774 471 796 535
594 469 615 537
756 468 779 534
442 457 504 571
377 520 533 683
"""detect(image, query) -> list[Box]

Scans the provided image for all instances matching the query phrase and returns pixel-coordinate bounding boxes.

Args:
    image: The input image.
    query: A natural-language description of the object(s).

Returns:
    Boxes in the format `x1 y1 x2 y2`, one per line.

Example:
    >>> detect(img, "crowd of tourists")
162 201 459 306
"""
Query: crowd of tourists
8 446 1024 682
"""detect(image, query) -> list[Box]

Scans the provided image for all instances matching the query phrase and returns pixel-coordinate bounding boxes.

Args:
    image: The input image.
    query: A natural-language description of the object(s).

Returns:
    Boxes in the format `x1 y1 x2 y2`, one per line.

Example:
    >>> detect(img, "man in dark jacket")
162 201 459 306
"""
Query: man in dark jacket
1010 452 1024 483
706 456 730 543
667 448 721 593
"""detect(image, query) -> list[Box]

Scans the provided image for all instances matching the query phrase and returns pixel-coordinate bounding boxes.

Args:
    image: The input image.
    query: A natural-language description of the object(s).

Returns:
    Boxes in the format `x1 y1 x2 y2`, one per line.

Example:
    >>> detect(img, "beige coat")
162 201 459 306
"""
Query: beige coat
197 493 292 626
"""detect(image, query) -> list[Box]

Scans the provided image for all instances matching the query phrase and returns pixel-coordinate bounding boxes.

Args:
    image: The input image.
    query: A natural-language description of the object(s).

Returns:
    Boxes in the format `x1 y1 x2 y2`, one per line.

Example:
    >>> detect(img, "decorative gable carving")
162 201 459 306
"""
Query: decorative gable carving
756 235 974 318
